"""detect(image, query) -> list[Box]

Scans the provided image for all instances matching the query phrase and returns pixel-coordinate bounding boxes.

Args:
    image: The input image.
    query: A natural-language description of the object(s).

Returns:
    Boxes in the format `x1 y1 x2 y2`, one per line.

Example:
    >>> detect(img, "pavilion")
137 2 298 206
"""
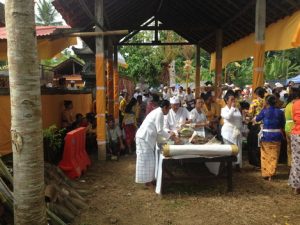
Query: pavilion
52 0 300 159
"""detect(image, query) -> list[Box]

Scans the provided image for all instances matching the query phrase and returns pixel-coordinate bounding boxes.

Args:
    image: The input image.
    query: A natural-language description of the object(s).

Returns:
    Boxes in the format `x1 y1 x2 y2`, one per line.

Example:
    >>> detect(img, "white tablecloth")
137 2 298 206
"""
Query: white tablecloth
155 152 221 194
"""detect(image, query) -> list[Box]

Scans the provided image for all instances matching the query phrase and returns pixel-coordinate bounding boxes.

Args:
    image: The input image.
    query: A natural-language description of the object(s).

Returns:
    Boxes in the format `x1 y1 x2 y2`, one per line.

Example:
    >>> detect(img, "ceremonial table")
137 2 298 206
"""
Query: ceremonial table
155 144 238 194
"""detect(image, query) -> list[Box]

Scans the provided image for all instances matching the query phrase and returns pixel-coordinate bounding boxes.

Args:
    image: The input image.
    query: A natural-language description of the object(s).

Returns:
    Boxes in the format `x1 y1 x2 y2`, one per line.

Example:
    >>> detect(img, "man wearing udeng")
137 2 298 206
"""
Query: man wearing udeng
135 100 178 187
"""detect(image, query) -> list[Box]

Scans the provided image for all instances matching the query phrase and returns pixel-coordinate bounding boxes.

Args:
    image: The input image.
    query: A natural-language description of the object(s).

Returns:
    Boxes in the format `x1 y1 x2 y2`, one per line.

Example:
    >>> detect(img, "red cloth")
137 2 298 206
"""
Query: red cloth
292 99 300 135
124 124 136 145
146 101 158 115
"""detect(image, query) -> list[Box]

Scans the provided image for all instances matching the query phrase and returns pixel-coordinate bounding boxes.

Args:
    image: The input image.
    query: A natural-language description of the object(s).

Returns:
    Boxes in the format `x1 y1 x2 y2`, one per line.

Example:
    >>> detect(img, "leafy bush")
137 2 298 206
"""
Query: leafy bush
43 125 66 164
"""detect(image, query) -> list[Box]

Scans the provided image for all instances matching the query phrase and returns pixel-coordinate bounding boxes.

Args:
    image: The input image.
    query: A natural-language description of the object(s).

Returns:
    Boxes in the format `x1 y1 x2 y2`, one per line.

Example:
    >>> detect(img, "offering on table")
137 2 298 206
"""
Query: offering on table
190 135 209 144
178 127 194 138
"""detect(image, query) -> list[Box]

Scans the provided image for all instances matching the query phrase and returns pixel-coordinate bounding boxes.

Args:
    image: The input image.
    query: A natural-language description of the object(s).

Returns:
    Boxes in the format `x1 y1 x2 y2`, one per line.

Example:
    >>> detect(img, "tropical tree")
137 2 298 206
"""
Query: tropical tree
5 0 47 224
35 0 63 26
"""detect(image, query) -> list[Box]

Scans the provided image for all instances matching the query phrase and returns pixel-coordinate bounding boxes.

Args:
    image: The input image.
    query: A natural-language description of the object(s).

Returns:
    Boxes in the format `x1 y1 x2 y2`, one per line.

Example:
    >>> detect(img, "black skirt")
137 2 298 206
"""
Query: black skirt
247 123 261 167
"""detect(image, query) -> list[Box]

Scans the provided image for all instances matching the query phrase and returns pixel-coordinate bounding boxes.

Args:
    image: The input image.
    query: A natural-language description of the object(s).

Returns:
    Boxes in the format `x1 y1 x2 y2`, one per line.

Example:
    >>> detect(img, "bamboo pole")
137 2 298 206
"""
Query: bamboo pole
64 30 128 37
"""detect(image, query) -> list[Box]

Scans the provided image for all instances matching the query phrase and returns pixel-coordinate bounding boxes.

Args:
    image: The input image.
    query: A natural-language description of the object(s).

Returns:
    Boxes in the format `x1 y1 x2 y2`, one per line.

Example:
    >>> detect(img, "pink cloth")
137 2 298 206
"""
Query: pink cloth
146 101 158 115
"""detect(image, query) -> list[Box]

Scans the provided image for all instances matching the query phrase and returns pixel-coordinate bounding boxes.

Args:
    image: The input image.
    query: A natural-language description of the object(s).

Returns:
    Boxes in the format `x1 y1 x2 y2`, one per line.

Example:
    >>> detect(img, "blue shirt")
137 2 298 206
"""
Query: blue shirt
256 106 285 142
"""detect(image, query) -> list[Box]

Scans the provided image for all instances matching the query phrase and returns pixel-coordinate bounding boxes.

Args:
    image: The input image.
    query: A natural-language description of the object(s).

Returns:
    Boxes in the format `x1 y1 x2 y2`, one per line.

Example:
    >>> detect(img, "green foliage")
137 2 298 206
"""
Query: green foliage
226 59 253 87
35 0 63 26
224 48 300 87
43 125 66 164
119 32 165 86
43 125 65 151
119 30 300 88
265 51 300 80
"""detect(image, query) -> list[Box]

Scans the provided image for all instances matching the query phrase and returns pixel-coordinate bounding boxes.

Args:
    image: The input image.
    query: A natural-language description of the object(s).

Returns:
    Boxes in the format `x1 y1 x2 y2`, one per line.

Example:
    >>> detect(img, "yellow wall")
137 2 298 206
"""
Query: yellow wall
0 93 92 155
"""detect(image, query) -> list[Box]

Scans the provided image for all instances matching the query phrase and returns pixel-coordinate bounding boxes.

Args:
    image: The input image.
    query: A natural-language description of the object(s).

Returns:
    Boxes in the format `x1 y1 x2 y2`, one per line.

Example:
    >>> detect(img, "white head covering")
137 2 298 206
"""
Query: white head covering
163 86 168 90
134 92 142 99
275 82 283 88
122 88 128 93
170 96 180 104
264 82 269 86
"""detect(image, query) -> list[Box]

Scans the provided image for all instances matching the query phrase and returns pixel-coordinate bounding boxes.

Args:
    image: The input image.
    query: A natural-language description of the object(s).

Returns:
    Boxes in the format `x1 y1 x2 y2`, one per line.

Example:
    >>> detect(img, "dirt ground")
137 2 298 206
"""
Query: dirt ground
73 154 300 225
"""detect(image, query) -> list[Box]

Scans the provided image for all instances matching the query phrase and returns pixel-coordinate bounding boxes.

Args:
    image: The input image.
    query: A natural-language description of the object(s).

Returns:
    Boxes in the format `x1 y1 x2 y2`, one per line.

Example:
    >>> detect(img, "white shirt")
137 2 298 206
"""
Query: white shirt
221 106 242 143
163 91 171 100
177 91 185 105
106 126 122 142
136 107 170 149
189 108 207 137
164 107 190 132
279 90 287 101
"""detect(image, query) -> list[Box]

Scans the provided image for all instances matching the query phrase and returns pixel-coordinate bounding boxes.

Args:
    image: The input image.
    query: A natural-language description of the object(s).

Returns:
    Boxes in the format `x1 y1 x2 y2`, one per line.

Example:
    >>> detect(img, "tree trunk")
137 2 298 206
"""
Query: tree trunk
5 1 47 224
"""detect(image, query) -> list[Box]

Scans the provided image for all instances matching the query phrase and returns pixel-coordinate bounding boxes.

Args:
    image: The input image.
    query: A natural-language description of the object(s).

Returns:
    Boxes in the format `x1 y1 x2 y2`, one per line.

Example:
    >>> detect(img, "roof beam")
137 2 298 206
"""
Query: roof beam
119 17 155 44
117 42 193 46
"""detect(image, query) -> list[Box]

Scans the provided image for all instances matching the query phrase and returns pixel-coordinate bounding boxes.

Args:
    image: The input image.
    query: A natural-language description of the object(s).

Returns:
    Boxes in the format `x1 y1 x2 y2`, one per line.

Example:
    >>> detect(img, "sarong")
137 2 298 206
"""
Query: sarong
247 124 261 167
288 134 300 189
223 138 242 167
260 141 280 177
124 124 136 145
135 138 155 183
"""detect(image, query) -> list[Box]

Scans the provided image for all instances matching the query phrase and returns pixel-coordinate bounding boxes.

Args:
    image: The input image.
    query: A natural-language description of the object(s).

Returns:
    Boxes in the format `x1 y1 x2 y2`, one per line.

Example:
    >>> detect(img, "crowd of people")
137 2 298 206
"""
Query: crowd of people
61 80 300 195
125 81 300 194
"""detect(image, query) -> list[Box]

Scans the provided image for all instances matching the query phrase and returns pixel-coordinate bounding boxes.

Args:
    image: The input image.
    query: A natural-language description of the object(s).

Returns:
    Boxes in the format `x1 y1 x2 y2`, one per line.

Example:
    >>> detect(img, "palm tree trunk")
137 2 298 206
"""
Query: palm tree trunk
5 1 47 224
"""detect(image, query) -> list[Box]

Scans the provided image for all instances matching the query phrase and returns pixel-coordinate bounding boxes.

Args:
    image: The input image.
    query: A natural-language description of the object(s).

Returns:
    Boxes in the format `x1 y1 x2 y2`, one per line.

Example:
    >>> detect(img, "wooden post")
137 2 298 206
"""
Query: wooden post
113 45 119 124
107 39 114 117
195 45 201 98
215 29 222 92
95 0 106 160
252 0 266 91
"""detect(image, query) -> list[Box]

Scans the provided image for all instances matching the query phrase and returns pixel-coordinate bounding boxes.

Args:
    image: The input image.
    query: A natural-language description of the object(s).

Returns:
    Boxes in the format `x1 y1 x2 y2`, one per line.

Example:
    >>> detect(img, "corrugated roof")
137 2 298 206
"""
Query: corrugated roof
0 25 71 40
52 0 300 53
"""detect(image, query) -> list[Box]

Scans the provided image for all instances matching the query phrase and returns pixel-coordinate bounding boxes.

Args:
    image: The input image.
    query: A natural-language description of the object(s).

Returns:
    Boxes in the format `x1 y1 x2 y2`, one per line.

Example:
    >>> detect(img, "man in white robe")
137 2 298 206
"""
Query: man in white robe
135 100 178 186
164 96 190 133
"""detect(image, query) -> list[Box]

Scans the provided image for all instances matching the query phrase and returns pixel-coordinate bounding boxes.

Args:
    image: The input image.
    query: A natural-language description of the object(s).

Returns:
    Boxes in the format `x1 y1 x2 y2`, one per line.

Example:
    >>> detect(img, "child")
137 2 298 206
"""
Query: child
107 117 125 160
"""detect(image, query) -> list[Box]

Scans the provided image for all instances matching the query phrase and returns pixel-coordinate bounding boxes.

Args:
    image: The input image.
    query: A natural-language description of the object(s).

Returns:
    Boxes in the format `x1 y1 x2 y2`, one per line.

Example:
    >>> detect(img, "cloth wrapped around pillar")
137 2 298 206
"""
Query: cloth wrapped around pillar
162 144 239 157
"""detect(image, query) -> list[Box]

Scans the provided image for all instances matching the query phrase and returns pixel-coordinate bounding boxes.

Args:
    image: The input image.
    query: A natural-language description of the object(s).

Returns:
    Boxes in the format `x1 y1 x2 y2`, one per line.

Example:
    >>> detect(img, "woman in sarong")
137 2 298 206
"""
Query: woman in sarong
123 98 138 154
247 87 266 167
284 92 297 166
255 95 285 181
289 87 300 194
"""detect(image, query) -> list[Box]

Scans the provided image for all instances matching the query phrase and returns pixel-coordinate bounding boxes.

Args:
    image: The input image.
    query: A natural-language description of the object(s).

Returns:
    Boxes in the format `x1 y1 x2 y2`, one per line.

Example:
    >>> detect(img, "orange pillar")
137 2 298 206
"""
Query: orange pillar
113 45 119 123
252 0 266 91
107 39 114 117
215 29 222 92
95 0 106 160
